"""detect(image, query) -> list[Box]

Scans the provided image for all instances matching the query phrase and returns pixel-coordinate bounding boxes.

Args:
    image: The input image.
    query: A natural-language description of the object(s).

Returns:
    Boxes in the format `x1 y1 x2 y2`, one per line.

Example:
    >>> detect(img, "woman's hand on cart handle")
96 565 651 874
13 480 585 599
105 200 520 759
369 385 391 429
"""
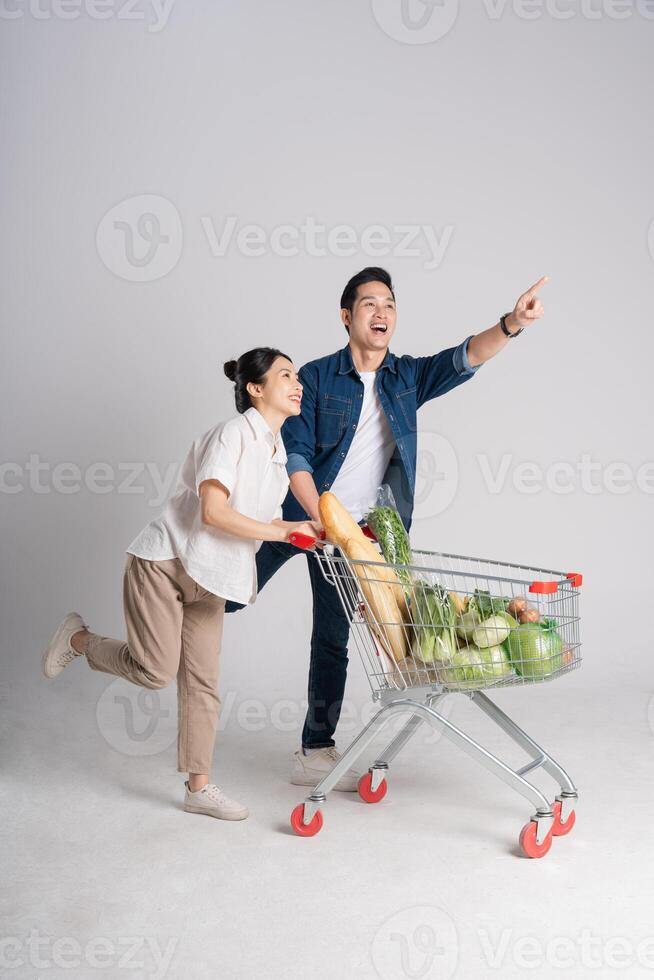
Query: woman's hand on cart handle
288 522 327 550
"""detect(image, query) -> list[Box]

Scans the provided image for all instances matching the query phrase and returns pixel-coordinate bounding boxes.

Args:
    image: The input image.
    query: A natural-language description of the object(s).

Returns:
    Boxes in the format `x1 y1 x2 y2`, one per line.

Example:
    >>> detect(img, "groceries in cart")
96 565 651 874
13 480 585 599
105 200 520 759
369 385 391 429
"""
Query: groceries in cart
317 486 577 691
291 488 582 855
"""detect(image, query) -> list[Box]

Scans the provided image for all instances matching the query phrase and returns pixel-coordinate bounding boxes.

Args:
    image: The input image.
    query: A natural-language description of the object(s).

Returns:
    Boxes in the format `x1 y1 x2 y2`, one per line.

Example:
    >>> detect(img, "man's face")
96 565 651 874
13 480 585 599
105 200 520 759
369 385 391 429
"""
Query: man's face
341 281 397 352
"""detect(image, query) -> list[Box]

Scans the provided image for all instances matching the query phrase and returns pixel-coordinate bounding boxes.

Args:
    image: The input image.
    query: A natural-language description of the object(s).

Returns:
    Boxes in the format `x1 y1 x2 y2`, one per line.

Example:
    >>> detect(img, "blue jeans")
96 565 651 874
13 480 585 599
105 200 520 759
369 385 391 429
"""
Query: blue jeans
224 542 350 750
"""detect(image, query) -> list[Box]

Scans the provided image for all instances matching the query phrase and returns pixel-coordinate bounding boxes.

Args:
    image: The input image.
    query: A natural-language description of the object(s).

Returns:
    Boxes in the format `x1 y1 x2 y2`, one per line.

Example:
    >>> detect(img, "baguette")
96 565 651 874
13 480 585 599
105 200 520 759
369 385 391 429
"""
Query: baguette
319 492 411 620
345 536 409 666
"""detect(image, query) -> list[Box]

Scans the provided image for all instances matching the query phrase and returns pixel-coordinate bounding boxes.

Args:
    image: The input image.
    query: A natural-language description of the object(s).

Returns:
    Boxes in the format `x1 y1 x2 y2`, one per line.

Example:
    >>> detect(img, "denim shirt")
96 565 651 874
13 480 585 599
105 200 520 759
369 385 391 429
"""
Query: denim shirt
281 337 481 532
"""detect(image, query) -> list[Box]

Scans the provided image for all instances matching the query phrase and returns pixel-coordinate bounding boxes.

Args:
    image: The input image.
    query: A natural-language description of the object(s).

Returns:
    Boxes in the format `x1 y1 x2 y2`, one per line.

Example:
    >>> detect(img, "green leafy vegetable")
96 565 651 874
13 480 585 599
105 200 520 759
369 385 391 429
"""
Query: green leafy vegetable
367 505 413 587
410 581 457 664
468 589 510 621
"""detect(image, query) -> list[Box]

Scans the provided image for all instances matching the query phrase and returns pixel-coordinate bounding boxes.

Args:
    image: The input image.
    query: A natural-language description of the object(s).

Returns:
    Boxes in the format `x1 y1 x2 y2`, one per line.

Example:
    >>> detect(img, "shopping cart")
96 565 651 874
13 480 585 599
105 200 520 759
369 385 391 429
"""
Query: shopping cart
288 529 582 859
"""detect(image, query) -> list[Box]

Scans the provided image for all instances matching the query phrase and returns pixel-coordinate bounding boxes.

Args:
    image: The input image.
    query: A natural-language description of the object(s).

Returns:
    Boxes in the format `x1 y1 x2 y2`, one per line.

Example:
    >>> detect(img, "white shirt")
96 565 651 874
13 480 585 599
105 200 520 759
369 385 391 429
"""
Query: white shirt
127 407 289 604
330 371 396 523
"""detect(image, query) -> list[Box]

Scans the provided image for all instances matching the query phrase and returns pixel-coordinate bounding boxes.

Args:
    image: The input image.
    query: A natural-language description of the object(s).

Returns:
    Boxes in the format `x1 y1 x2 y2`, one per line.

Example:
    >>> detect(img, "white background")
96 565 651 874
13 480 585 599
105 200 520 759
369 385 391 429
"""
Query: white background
2 2 653 979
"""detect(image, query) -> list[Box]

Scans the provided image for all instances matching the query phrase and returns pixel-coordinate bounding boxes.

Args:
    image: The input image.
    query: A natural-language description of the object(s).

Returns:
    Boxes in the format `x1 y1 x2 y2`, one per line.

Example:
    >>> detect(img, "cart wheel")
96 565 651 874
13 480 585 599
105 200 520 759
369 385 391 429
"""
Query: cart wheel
519 820 553 859
290 803 323 837
552 800 576 836
358 772 388 804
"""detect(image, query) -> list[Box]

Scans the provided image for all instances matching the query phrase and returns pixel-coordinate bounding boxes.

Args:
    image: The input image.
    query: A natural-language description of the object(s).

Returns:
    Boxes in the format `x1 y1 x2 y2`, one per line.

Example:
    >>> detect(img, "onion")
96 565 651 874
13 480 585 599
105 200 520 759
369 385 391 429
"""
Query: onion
507 597 528 617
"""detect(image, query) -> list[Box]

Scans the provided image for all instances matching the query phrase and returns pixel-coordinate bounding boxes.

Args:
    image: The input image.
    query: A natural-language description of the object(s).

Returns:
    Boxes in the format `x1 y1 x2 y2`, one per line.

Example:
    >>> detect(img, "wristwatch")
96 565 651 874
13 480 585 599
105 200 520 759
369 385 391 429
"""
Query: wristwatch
500 312 523 338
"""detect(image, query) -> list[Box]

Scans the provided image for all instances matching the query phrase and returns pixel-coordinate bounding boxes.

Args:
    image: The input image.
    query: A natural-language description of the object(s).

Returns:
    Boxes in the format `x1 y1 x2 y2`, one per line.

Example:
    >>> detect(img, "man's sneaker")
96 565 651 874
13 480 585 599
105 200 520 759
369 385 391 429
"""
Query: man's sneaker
42 612 88 678
183 782 249 821
290 746 361 792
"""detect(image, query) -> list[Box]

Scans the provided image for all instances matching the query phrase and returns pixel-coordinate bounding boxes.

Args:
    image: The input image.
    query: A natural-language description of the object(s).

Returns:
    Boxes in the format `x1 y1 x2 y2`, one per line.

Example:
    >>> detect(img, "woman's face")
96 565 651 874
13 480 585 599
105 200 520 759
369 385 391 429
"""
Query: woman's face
250 356 303 417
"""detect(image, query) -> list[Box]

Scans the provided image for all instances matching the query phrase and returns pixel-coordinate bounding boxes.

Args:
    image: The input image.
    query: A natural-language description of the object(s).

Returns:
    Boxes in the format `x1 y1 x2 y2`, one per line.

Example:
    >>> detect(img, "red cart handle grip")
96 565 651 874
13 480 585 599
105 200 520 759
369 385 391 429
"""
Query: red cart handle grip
289 530 326 550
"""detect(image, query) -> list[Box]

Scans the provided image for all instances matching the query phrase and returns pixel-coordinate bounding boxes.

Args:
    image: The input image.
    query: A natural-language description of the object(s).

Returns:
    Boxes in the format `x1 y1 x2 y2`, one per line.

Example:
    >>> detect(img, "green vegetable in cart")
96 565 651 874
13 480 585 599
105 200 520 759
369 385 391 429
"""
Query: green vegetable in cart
367 505 413 587
439 643 514 686
472 615 511 650
456 610 481 642
410 581 457 664
505 618 563 679
468 589 510 621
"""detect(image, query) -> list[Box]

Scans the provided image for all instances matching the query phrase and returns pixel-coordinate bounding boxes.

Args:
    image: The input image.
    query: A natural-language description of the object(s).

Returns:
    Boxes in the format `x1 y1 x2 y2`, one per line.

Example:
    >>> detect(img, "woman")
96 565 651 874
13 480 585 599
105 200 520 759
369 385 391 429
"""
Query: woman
42 348 322 821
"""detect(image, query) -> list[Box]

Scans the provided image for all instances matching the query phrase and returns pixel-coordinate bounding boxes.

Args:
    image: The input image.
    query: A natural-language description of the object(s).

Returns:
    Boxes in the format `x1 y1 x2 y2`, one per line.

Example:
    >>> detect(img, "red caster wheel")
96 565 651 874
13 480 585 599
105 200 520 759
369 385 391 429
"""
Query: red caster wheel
290 803 323 837
358 771 388 804
552 799 576 836
519 820 553 859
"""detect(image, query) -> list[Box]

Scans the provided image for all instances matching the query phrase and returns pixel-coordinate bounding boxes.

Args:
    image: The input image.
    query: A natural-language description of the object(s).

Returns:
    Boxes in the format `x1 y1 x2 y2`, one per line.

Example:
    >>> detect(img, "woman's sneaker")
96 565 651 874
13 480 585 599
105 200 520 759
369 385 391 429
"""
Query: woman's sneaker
183 782 249 820
42 612 88 678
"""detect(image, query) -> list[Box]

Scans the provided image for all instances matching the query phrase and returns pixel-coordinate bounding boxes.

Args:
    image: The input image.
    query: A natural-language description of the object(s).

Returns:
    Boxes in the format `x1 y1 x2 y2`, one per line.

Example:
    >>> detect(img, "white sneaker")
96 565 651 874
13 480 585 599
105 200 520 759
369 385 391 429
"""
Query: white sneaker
42 612 89 678
290 746 361 792
183 782 249 821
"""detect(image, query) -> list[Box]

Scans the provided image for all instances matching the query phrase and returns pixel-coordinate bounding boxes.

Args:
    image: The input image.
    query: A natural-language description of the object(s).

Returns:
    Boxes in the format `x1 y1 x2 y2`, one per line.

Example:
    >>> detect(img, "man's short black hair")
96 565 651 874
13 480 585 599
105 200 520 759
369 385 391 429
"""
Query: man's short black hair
340 267 395 316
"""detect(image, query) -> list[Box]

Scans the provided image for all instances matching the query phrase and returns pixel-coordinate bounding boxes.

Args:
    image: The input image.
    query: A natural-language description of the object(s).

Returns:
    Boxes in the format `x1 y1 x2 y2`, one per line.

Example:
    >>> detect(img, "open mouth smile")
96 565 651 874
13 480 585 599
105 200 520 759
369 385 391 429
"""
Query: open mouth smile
370 323 388 334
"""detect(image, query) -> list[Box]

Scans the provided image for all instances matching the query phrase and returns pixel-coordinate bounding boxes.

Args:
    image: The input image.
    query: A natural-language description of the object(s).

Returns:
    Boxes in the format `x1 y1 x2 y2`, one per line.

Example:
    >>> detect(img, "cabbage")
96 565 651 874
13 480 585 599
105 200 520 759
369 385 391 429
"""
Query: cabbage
456 610 480 641
506 620 563 679
472 615 511 649
438 643 513 687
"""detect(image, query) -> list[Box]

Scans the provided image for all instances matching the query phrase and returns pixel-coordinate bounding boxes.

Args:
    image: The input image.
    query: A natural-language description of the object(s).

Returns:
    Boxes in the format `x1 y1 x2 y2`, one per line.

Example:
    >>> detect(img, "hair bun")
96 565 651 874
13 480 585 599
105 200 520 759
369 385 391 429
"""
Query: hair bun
223 360 238 382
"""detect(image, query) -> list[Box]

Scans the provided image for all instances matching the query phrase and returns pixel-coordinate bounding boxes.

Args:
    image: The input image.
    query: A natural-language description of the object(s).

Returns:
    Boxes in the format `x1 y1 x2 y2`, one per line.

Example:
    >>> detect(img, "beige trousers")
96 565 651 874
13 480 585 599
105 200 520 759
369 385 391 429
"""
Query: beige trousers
86 555 226 773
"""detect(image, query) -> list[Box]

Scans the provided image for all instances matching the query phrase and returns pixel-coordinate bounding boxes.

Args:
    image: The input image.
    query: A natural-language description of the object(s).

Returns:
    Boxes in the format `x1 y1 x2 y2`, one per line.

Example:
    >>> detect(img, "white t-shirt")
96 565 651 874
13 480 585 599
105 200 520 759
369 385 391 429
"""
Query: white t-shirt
127 407 289 605
330 371 396 523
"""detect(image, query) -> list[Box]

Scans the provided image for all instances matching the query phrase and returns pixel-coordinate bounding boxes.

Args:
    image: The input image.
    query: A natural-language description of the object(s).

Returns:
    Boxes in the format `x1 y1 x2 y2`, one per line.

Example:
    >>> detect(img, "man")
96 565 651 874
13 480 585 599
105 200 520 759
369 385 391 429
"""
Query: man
225 266 547 789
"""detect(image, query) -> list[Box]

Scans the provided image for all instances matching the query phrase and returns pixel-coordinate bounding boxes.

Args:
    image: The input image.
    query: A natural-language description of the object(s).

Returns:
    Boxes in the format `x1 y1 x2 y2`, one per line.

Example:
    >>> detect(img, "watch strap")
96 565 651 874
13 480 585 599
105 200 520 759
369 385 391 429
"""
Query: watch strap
500 312 523 338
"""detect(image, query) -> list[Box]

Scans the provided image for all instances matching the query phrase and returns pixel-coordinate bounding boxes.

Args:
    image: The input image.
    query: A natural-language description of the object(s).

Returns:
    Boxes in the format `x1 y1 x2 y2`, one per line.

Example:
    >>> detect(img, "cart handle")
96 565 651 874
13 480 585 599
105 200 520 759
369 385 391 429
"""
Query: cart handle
289 525 376 550
289 530 326 550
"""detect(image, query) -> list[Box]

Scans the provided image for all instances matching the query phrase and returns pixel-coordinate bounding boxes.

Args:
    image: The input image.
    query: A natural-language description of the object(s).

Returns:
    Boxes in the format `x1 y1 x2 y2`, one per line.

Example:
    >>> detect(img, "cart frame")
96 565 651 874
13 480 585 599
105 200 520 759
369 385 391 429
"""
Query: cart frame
289 536 582 857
